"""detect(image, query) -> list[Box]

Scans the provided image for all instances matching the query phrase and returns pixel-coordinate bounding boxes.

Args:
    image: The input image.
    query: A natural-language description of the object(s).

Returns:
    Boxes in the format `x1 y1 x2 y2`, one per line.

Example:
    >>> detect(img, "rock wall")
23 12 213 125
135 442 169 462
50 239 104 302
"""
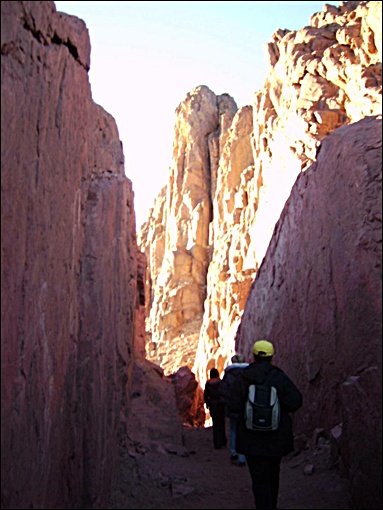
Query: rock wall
138 2 382 389
138 86 238 375
194 0 382 387
137 2 381 505
235 115 382 510
1 2 140 508
194 104 256 376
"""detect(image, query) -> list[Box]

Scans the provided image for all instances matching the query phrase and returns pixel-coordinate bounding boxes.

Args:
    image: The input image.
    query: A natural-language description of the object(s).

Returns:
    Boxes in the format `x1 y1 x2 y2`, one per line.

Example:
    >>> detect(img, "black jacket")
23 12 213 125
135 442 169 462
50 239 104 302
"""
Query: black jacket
226 359 303 457
204 377 225 409
221 363 249 418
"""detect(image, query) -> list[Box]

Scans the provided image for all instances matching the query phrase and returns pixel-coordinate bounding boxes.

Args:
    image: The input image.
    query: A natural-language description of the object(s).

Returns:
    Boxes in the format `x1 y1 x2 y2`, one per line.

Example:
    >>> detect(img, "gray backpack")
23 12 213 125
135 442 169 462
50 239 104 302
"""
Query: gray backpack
244 378 280 432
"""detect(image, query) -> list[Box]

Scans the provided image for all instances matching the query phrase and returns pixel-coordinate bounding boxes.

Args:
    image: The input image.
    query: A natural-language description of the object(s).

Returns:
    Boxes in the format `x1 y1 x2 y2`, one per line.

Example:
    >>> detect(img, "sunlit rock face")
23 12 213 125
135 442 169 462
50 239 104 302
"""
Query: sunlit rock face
194 105 256 379
249 0 382 269
136 4 382 469
192 0 382 388
235 115 382 510
1 2 139 508
138 2 382 392
138 86 238 375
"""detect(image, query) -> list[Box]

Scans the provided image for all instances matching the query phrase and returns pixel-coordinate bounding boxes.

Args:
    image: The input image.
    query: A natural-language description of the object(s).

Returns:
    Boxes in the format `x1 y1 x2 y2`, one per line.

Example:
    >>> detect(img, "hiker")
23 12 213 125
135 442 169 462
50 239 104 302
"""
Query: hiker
221 353 249 466
227 340 303 510
204 368 227 449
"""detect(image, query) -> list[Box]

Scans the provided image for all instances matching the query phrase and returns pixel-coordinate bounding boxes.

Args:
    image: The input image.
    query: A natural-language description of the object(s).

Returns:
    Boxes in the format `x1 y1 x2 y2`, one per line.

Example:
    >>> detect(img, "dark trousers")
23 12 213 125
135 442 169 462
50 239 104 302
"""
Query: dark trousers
245 455 282 509
209 403 227 449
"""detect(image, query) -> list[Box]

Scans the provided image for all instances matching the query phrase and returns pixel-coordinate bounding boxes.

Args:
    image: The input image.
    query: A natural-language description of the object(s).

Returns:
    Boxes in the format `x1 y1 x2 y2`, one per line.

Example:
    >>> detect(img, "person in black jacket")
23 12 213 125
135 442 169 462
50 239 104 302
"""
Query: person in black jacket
227 340 303 510
204 368 227 449
221 353 249 466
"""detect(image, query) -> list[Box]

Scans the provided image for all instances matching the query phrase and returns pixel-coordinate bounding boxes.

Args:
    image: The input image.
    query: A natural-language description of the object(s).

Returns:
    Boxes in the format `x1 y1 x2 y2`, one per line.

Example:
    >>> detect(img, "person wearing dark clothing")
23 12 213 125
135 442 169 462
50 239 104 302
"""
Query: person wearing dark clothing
227 340 303 510
221 353 249 466
204 368 227 449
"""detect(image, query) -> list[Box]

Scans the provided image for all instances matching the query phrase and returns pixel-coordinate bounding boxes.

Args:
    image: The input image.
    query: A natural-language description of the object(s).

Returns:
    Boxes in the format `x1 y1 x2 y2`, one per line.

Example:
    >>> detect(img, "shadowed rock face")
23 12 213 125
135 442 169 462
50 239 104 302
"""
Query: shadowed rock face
1 2 139 508
235 116 382 510
1 3 198 509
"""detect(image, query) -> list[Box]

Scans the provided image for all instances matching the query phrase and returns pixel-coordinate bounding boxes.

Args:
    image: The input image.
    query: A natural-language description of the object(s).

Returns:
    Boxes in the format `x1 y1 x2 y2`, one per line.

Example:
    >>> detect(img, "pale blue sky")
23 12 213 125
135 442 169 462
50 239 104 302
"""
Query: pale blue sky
54 1 340 227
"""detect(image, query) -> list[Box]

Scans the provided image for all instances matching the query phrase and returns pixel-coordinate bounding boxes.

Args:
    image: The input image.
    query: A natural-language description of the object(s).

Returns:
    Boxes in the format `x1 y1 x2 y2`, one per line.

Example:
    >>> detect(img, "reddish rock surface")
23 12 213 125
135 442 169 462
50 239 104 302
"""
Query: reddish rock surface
171 366 206 427
1 2 381 509
235 115 382 509
1 2 139 508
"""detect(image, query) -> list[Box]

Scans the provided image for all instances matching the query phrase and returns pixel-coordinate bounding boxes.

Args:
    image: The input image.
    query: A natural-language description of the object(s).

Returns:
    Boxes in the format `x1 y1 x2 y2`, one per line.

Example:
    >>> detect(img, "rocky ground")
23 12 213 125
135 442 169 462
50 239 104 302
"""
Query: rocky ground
109 421 351 509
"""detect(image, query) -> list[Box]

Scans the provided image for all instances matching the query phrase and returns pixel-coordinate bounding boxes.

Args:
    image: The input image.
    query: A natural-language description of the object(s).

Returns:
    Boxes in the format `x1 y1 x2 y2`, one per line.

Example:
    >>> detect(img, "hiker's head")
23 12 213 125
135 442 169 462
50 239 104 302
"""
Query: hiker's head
231 353 245 363
210 368 220 379
252 340 274 362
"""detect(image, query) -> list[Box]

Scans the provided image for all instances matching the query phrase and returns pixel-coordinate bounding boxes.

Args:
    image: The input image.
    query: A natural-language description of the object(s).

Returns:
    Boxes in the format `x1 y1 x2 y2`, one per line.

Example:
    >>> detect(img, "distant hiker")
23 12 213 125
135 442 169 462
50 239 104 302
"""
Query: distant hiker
220 353 249 466
227 340 303 510
204 368 227 449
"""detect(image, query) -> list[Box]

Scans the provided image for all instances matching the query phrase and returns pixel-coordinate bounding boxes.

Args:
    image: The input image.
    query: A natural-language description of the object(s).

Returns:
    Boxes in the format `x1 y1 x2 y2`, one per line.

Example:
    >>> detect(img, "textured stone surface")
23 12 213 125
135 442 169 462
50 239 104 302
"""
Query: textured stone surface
138 86 238 376
194 105 255 378
235 116 382 509
3 2 380 508
136 4 381 506
1 3 192 508
1 2 139 508
171 366 206 427
195 0 382 387
138 1 382 397
248 0 381 269
127 359 184 447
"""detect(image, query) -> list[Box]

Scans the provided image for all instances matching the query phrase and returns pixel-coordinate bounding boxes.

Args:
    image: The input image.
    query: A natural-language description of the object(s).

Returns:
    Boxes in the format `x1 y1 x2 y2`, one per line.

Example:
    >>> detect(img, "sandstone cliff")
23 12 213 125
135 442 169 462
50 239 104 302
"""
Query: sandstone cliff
138 0 382 386
2 1 382 509
137 2 382 507
138 86 239 375
1 2 184 508
236 115 382 510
